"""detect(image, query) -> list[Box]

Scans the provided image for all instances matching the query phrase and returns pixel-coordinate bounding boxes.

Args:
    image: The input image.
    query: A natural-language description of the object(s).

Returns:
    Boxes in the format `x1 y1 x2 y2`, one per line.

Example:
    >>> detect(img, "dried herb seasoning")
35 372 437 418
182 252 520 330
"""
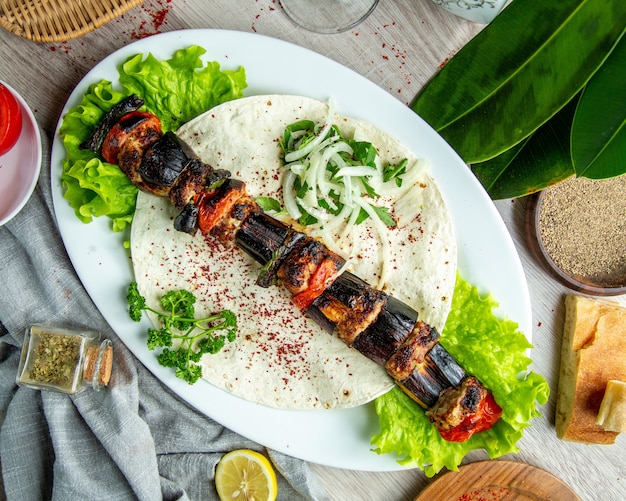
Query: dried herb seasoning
17 325 113 394
28 331 83 387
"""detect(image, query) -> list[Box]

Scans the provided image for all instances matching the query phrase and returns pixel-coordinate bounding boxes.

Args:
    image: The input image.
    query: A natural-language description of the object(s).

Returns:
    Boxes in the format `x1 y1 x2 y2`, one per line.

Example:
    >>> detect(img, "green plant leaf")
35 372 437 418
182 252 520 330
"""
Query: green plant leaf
471 95 578 199
571 34 626 179
412 0 626 164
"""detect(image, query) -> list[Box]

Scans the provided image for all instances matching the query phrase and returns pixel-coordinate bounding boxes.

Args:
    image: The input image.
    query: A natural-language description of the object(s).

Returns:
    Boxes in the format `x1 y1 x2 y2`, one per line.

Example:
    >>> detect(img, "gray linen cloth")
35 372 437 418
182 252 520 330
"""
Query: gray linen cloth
0 138 329 501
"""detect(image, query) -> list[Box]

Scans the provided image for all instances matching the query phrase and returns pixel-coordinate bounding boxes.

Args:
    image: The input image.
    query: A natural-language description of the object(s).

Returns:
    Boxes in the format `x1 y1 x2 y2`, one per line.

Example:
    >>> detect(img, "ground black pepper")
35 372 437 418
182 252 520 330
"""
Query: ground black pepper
538 175 626 287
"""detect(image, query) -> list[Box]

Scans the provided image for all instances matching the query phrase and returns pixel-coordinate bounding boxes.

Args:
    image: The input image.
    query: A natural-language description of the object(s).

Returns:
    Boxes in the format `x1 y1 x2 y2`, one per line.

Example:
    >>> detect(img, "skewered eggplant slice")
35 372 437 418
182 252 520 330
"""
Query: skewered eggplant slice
138 131 198 197
174 203 201 235
307 272 385 342
235 211 293 265
307 272 373 329
352 295 418 365
397 343 466 409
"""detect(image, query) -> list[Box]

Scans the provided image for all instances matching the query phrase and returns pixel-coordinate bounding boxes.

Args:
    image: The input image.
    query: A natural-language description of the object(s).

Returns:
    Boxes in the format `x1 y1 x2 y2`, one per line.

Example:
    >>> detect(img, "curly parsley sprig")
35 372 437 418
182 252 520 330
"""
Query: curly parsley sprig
127 282 237 384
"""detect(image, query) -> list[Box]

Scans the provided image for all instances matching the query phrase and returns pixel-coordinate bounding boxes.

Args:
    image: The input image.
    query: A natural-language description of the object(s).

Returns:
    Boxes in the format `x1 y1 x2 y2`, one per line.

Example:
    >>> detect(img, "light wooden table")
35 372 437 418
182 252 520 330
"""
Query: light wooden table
1 1 624 500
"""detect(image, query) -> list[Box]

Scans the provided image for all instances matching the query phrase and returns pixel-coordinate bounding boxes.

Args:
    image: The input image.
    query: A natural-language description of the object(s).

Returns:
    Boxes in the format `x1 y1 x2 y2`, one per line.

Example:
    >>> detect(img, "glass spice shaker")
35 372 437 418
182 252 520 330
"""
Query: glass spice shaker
16 324 113 394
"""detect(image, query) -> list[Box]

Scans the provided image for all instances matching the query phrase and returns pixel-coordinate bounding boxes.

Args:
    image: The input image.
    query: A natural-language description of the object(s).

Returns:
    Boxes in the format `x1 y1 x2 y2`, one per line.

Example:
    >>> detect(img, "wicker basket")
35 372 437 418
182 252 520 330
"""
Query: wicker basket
0 0 144 42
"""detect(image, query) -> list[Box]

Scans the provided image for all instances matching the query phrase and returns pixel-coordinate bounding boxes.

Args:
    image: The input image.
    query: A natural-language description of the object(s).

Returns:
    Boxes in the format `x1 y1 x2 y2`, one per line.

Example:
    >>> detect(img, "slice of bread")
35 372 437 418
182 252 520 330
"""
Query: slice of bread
555 295 626 444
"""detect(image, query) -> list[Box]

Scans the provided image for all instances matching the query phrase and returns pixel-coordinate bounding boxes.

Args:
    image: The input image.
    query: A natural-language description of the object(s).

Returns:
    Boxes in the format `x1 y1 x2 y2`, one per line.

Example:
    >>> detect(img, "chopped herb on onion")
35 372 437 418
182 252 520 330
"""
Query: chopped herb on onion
279 104 407 231
278 102 413 288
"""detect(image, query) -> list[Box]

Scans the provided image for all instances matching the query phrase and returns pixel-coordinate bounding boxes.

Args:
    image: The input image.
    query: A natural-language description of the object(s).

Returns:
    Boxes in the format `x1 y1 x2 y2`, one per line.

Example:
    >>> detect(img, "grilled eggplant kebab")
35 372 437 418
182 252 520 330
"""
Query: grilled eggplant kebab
82 95 502 442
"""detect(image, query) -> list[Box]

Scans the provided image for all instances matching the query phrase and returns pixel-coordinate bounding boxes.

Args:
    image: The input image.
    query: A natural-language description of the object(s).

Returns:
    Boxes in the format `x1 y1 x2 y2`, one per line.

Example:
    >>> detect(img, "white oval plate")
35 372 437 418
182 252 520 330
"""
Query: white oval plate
0 81 42 226
50 29 531 471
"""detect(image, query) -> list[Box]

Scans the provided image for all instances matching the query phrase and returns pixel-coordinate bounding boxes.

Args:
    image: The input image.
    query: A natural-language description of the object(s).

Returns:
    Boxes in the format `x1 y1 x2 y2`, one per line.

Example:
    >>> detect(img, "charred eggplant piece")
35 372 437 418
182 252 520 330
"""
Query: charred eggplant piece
139 132 196 197
174 203 200 235
235 211 291 265
308 272 387 346
80 94 145 152
397 343 466 409
351 295 416 365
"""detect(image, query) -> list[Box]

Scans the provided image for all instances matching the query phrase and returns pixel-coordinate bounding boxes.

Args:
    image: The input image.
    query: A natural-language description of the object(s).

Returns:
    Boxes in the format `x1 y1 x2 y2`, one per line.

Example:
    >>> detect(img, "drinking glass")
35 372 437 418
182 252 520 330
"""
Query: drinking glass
279 0 380 34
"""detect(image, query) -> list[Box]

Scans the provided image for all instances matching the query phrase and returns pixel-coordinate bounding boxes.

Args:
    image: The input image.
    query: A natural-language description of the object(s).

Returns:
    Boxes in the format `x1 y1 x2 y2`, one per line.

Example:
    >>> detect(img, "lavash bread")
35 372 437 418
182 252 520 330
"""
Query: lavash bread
555 295 626 444
131 95 457 410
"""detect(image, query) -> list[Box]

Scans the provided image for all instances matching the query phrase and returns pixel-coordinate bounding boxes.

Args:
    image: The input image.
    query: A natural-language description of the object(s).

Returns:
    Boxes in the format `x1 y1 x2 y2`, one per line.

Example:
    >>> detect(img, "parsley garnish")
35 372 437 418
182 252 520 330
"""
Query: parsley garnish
127 282 237 384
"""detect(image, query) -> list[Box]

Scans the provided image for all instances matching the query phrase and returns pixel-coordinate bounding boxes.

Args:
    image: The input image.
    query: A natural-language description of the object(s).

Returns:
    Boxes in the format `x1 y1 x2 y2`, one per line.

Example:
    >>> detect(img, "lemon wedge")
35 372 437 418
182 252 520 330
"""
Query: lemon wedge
215 449 278 501
596 380 626 433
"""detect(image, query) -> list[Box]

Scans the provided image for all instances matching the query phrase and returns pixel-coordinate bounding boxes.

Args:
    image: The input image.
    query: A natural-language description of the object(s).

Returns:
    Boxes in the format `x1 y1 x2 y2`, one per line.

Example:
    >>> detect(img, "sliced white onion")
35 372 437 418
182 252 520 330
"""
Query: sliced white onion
303 151 321 207
393 185 425 228
318 225 348 257
287 128 311 151
284 99 336 163
278 100 410 290
341 174 354 208
297 196 332 221
282 170 302 219
323 202 353 231
334 165 377 178
352 198 391 289
339 202 361 240
318 143 352 195
379 158 428 198
287 162 306 176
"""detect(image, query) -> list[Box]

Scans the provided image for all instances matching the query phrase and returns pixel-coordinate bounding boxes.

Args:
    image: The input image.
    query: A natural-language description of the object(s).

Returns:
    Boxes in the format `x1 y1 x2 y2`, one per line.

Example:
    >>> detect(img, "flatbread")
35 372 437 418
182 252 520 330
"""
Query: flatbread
130 95 457 409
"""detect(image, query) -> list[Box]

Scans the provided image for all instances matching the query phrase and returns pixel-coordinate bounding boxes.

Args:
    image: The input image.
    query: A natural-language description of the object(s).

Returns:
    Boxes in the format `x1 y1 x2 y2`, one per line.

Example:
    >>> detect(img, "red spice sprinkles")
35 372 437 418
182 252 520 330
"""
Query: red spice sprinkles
132 198 383 409
130 0 173 39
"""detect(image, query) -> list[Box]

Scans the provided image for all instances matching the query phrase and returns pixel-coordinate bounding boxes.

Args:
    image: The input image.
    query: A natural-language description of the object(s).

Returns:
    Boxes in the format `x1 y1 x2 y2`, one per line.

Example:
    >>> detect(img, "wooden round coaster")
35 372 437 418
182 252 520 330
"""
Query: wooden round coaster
415 460 581 501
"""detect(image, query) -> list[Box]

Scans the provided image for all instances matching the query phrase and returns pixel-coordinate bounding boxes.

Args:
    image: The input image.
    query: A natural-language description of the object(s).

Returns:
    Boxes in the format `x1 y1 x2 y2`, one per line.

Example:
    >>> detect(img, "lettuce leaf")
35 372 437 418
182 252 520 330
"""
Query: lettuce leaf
371 274 549 477
118 45 247 132
59 46 247 231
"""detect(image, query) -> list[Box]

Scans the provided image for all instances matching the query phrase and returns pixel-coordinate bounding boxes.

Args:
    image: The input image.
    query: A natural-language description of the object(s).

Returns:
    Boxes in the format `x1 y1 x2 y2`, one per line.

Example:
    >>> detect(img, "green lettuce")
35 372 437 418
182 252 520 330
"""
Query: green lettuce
372 274 549 477
59 46 247 231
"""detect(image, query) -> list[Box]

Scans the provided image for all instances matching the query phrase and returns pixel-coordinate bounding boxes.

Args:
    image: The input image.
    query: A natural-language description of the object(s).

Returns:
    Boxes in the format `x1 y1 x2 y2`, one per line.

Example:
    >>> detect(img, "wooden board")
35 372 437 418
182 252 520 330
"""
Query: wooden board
415 460 581 501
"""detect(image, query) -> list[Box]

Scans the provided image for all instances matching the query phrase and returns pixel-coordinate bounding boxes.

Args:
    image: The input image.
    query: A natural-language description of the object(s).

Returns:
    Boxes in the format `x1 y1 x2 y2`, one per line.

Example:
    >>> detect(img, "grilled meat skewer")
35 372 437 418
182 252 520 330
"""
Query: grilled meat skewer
87 102 502 442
